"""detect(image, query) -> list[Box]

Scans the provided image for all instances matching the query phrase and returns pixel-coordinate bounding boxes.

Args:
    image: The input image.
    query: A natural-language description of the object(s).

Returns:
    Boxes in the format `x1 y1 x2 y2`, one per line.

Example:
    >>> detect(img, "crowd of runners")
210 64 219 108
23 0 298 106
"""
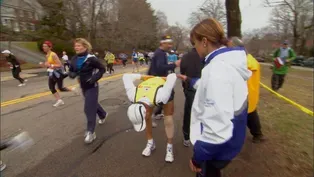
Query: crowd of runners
1 17 297 176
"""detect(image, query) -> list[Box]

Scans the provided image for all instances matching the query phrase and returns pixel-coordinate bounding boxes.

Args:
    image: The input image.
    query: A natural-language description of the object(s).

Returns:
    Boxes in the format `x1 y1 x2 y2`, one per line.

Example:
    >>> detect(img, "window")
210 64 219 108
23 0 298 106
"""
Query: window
28 11 33 19
20 22 27 31
20 10 24 17
2 19 8 26
13 21 20 32
27 23 35 31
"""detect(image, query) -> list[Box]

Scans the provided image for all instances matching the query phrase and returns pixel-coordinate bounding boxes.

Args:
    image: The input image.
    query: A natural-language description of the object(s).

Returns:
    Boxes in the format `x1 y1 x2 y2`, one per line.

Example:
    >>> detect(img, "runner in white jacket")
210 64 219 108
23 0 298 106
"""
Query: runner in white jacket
178 18 252 177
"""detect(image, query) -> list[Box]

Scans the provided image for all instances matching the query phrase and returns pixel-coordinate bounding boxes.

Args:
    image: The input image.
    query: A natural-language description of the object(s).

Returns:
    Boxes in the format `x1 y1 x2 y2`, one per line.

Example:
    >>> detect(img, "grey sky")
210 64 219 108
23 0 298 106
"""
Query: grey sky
147 0 273 32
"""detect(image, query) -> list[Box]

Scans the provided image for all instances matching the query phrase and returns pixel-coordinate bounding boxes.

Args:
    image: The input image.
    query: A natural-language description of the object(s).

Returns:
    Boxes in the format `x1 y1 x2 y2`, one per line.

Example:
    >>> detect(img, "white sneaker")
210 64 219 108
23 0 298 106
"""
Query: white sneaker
24 79 28 82
53 99 64 107
0 161 6 172
106 71 109 74
84 131 96 144
165 147 174 163
98 113 108 125
154 114 164 120
183 140 191 147
18 83 26 87
152 121 157 128
142 142 156 157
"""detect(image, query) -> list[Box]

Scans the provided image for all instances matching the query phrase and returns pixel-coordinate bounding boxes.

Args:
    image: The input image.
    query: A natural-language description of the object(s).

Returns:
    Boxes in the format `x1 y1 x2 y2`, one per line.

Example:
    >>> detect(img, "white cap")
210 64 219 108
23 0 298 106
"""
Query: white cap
2 50 11 54
127 103 146 132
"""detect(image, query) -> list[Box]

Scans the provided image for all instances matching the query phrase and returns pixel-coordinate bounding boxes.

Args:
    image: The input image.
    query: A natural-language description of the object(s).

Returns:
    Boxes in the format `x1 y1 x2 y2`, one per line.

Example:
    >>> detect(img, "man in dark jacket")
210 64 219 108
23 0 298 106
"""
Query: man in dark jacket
2 50 27 86
180 47 203 147
148 35 180 120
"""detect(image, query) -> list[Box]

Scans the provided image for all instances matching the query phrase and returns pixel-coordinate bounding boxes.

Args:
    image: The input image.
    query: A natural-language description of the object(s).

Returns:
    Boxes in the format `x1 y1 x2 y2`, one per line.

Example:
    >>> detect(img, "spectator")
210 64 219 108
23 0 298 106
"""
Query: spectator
229 37 266 143
179 46 203 147
271 40 296 91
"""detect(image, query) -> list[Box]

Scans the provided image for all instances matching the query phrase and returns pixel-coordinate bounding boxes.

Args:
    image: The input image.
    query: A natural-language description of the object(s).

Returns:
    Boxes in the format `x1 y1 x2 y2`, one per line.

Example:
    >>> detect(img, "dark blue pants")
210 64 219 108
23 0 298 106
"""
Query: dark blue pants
196 160 230 177
83 86 107 133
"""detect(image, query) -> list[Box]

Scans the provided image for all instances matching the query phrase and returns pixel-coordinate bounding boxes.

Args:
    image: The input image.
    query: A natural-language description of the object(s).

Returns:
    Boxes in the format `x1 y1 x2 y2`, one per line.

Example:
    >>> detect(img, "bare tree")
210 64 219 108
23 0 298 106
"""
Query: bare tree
165 23 188 50
265 0 314 54
155 10 169 37
188 0 226 28
225 0 242 38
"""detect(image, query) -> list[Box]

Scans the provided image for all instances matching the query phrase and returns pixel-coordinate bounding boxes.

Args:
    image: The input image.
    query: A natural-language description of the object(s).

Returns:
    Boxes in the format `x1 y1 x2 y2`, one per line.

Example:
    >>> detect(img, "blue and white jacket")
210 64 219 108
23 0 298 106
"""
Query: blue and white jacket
190 47 251 166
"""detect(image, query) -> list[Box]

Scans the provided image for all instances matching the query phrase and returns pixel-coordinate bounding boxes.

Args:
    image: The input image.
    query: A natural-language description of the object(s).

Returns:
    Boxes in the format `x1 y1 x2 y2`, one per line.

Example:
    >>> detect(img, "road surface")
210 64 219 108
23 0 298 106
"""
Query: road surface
1 65 196 177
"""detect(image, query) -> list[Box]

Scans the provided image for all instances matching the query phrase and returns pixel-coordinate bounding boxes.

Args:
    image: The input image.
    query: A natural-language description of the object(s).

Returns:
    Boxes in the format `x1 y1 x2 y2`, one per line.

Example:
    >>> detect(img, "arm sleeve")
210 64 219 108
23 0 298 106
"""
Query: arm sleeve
155 53 176 71
192 75 234 164
155 73 177 104
180 55 187 74
89 57 105 83
186 77 200 90
288 48 296 61
122 74 141 102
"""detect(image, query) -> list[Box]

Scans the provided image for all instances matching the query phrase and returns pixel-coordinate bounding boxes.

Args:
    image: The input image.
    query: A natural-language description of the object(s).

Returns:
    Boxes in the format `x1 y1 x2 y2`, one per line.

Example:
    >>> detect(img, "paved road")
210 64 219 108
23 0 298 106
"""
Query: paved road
0 65 197 177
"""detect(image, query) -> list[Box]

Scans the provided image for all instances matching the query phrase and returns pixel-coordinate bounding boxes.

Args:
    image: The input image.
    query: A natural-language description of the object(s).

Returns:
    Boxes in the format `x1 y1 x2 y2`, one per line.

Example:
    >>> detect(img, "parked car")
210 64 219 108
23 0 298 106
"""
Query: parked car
255 57 265 62
302 57 314 68
291 56 305 66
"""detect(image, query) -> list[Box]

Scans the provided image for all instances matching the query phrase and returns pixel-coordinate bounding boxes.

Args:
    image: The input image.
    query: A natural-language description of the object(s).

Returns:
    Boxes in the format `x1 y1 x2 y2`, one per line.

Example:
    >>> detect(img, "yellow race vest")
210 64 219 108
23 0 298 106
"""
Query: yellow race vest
135 77 166 106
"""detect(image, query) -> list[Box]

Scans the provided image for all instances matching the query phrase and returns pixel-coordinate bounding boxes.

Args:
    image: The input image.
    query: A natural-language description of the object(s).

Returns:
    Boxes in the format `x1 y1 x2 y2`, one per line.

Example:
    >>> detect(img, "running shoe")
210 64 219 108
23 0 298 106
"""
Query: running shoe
18 83 26 87
84 132 96 144
183 140 191 147
53 99 64 107
154 114 164 120
0 161 6 172
152 121 157 128
142 141 156 157
98 113 108 125
24 79 28 82
165 146 174 163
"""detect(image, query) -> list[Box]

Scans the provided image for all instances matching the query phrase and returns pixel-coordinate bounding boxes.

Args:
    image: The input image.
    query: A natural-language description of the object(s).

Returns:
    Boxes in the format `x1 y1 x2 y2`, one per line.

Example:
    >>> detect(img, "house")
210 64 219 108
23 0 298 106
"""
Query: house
1 0 43 32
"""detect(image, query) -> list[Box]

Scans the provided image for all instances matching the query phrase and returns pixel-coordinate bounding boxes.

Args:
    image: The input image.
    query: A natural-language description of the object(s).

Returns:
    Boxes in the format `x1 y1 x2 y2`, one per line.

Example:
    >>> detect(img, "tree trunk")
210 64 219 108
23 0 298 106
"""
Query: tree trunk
225 0 242 38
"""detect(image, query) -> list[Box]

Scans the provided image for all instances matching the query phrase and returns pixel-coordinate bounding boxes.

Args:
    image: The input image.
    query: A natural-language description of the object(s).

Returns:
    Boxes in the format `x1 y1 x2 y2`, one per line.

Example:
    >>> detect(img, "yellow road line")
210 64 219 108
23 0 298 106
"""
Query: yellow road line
260 82 313 116
1 68 147 107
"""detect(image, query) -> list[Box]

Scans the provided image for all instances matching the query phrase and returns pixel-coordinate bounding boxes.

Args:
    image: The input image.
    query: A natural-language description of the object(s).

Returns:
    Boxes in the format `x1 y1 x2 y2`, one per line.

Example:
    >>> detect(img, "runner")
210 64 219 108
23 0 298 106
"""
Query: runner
104 51 115 74
180 46 202 147
69 38 108 144
148 35 179 121
62 51 70 72
229 37 266 143
40 41 75 107
167 50 178 73
138 52 145 66
1 50 27 86
132 49 139 72
177 18 251 177
122 73 177 162
119 52 128 68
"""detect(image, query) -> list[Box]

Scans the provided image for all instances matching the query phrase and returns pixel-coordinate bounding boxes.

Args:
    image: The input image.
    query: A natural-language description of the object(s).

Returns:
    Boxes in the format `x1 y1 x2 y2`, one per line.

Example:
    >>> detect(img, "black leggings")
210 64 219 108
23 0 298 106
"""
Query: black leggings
48 76 70 94
122 60 127 67
107 63 114 74
12 68 24 83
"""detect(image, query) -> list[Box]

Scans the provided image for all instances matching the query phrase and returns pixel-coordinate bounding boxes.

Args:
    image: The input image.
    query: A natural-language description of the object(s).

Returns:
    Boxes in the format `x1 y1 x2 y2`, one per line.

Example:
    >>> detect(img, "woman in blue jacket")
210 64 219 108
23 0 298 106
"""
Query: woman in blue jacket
69 38 108 144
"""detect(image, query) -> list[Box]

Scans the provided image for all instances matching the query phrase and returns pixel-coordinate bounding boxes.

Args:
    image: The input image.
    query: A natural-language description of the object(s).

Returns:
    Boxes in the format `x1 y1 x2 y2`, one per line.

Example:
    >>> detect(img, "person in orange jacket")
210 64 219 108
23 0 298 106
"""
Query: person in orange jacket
230 37 266 143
